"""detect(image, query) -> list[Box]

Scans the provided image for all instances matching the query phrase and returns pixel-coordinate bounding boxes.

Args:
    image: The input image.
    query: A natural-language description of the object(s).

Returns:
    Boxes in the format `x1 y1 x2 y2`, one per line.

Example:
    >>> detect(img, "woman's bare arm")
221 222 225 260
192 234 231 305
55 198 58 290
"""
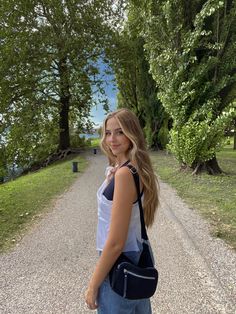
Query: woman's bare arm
85 167 136 308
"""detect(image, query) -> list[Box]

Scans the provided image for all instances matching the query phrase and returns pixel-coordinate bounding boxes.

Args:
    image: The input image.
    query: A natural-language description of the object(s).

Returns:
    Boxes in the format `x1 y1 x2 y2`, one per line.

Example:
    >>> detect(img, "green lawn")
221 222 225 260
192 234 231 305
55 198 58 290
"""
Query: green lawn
0 155 87 252
1 137 235 252
150 140 236 250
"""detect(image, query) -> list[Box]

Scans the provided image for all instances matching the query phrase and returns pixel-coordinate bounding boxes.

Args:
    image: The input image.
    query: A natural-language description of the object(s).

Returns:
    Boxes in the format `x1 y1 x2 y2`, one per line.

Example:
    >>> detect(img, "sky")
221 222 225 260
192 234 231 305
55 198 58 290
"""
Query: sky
91 84 117 127
90 61 118 127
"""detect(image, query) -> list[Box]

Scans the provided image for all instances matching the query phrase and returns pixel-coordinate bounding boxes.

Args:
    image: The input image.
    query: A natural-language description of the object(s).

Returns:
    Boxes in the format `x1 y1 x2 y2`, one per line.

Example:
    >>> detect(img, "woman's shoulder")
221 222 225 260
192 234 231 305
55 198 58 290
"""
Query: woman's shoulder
115 163 143 197
115 165 133 177
114 163 138 181
114 167 136 198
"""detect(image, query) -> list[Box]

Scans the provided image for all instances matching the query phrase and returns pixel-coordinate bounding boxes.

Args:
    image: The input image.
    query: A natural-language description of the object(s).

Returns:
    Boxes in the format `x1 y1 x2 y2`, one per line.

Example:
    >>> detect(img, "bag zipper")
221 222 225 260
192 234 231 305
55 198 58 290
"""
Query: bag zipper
124 269 156 280
123 274 128 298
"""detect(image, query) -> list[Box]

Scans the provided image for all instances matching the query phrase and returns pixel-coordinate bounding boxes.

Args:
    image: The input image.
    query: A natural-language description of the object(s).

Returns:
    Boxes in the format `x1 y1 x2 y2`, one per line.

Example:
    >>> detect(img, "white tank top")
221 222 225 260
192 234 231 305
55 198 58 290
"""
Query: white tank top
96 166 143 252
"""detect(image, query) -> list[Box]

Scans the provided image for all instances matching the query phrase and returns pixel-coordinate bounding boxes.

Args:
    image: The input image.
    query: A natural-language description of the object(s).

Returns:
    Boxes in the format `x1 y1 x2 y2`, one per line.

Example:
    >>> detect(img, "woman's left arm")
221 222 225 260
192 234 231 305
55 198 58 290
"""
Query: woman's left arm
85 167 136 310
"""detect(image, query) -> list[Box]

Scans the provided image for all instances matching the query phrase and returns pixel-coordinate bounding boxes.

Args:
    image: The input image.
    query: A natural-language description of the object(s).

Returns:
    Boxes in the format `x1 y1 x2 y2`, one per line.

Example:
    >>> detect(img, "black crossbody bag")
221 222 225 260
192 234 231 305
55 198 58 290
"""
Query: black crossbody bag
109 165 159 300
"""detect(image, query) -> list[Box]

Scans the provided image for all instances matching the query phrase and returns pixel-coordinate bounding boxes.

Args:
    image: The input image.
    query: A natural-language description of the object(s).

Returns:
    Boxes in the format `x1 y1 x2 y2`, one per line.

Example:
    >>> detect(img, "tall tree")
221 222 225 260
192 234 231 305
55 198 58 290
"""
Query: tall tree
0 0 124 169
132 0 236 174
109 9 169 149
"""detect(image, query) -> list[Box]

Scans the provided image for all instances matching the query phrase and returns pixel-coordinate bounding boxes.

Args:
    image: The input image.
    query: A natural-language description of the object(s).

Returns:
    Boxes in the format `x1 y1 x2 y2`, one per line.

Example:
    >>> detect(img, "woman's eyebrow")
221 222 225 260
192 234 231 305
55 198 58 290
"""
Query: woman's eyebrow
105 128 122 131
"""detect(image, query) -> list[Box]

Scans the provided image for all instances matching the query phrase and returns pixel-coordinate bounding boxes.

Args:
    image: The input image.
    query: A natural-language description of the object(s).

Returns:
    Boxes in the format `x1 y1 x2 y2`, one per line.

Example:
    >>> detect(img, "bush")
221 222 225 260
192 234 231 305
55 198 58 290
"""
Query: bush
70 134 91 148
226 137 231 145
168 107 235 167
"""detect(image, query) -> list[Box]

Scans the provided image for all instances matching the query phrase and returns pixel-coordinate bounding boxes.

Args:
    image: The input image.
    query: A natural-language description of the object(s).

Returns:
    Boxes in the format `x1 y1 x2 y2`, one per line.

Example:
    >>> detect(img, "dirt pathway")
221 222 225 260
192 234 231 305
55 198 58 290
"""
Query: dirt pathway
0 152 235 313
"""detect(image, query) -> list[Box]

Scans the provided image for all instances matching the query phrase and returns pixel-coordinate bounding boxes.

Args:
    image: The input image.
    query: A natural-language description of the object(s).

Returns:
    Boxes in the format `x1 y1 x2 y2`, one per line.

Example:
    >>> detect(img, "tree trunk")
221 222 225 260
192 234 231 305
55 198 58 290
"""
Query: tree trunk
58 56 71 151
59 103 70 150
192 156 223 175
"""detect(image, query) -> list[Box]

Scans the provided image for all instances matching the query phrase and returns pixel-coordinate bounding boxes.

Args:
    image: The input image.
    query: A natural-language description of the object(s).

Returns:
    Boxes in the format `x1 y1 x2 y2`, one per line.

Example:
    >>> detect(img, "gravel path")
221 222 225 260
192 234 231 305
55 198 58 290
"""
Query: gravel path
0 152 235 314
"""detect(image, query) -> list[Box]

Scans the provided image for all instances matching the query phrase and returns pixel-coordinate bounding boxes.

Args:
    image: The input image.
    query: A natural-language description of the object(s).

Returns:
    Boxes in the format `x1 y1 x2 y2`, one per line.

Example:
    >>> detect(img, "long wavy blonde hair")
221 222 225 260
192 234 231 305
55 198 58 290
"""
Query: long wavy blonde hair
100 108 159 227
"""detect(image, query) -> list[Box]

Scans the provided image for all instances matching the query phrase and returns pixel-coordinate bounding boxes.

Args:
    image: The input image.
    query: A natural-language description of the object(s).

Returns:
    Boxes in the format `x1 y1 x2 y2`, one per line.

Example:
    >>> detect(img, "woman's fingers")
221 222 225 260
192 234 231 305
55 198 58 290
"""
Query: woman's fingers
85 288 98 310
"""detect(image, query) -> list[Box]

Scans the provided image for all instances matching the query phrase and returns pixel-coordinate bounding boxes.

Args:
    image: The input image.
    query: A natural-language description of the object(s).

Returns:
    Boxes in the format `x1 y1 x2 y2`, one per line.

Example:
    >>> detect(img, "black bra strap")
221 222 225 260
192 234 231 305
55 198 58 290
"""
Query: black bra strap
126 165 148 241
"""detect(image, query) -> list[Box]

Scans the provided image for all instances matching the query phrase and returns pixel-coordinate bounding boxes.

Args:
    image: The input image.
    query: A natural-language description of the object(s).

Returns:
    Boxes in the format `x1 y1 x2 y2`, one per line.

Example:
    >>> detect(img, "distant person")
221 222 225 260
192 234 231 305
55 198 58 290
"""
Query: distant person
85 108 159 313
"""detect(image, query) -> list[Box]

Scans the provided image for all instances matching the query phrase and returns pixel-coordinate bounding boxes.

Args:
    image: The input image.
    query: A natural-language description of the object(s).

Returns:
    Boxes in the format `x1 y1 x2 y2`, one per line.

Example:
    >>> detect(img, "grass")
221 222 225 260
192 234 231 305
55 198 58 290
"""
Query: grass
90 137 101 148
150 139 236 250
0 154 87 252
1 135 234 252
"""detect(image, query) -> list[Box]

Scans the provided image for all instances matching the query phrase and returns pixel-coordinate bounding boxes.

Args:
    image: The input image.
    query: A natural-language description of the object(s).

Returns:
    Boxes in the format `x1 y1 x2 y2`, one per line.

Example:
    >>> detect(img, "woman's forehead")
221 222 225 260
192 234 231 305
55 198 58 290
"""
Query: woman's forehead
106 117 122 130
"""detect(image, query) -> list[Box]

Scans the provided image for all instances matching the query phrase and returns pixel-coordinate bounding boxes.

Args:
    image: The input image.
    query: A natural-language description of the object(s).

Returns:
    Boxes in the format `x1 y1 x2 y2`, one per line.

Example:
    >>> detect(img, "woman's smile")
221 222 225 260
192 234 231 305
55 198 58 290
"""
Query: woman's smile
110 145 120 149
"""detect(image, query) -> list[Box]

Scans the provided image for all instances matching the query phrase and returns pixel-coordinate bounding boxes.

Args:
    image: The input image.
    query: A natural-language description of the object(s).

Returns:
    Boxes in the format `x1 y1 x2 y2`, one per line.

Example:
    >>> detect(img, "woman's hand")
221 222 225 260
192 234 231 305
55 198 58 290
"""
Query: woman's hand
85 285 98 310
106 165 118 183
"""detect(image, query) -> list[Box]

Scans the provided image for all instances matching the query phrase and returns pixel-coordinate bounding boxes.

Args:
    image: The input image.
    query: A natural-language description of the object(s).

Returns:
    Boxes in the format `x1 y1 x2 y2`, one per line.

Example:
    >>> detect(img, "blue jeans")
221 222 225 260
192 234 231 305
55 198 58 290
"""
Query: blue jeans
97 251 152 314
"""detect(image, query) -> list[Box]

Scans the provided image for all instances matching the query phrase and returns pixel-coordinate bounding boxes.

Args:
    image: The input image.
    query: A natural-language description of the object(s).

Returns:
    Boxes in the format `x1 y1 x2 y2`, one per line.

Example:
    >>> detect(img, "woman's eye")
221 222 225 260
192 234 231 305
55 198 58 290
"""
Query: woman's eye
105 131 123 136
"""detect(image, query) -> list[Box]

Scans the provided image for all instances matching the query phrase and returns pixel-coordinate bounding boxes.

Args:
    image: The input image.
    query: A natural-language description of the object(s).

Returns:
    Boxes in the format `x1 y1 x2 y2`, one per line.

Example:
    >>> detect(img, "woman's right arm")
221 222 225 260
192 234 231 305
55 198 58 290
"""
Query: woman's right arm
85 167 136 309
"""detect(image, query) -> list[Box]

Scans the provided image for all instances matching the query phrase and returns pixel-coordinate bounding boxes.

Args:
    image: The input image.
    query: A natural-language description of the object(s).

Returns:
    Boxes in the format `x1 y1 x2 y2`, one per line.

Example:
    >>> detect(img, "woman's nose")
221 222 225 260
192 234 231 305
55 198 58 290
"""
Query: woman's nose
110 134 116 141
109 133 117 142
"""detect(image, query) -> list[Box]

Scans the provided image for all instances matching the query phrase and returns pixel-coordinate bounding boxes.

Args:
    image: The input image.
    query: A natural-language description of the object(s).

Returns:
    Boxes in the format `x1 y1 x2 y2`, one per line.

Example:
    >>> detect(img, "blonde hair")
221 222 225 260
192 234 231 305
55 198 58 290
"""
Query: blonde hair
100 108 159 227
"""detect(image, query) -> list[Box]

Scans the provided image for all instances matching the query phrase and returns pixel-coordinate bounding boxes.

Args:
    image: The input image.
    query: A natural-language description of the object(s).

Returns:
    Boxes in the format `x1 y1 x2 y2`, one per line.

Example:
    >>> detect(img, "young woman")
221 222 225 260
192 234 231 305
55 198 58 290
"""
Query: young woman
85 108 159 313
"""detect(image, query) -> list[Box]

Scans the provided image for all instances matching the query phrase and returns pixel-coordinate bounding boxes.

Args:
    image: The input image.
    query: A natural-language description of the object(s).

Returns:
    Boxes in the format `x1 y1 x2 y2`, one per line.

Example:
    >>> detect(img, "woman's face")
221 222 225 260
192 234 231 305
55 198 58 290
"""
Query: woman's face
105 117 131 158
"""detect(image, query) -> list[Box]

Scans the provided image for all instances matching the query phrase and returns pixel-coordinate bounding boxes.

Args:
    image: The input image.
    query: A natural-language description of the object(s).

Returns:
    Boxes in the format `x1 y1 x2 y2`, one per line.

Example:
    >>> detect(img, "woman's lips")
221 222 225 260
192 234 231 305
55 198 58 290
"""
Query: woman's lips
110 145 120 149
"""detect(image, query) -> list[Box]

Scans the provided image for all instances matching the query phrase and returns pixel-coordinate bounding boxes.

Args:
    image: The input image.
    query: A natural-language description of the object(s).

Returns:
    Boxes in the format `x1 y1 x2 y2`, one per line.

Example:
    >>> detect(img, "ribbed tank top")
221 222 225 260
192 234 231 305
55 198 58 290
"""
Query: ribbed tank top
96 163 143 252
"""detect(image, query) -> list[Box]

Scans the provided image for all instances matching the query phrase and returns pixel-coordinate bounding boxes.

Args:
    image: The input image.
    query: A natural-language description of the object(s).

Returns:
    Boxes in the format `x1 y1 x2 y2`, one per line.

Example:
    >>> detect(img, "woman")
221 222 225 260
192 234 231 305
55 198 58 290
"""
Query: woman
85 108 159 313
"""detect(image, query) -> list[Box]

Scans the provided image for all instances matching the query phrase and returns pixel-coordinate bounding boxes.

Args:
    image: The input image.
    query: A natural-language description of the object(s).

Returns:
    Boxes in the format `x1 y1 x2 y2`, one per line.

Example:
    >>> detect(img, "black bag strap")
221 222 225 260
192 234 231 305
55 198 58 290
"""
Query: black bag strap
126 164 149 241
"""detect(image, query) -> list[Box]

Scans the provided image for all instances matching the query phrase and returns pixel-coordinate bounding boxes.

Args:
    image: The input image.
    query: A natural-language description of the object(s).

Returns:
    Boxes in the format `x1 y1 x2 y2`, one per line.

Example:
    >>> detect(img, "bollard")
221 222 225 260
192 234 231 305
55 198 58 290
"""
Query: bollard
72 161 78 172
93 148 97 154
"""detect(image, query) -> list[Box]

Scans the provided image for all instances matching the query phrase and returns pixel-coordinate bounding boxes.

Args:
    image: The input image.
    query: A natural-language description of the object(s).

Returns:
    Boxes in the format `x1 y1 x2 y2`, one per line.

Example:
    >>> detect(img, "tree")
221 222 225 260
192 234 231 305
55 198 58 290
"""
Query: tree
233 118 236 149
132 0 236 174
0 0 125 170
109 8 169 149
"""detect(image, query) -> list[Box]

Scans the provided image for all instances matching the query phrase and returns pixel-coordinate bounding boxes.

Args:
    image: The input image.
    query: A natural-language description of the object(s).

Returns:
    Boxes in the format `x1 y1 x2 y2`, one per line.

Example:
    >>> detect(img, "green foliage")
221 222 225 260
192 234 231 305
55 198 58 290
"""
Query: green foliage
133 0 236 169
157 118 170 149
5 112 59 169
91 138 100 147
0 146 7 178
0 0 125 170
108 9 169 149
225 136 231 145
70 134 86 148
168 106 235 166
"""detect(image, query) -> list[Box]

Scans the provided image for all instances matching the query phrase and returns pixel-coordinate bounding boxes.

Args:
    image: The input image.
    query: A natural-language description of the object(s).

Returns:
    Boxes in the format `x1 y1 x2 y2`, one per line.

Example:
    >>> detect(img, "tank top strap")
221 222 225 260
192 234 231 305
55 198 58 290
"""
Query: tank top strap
119 160 130 168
